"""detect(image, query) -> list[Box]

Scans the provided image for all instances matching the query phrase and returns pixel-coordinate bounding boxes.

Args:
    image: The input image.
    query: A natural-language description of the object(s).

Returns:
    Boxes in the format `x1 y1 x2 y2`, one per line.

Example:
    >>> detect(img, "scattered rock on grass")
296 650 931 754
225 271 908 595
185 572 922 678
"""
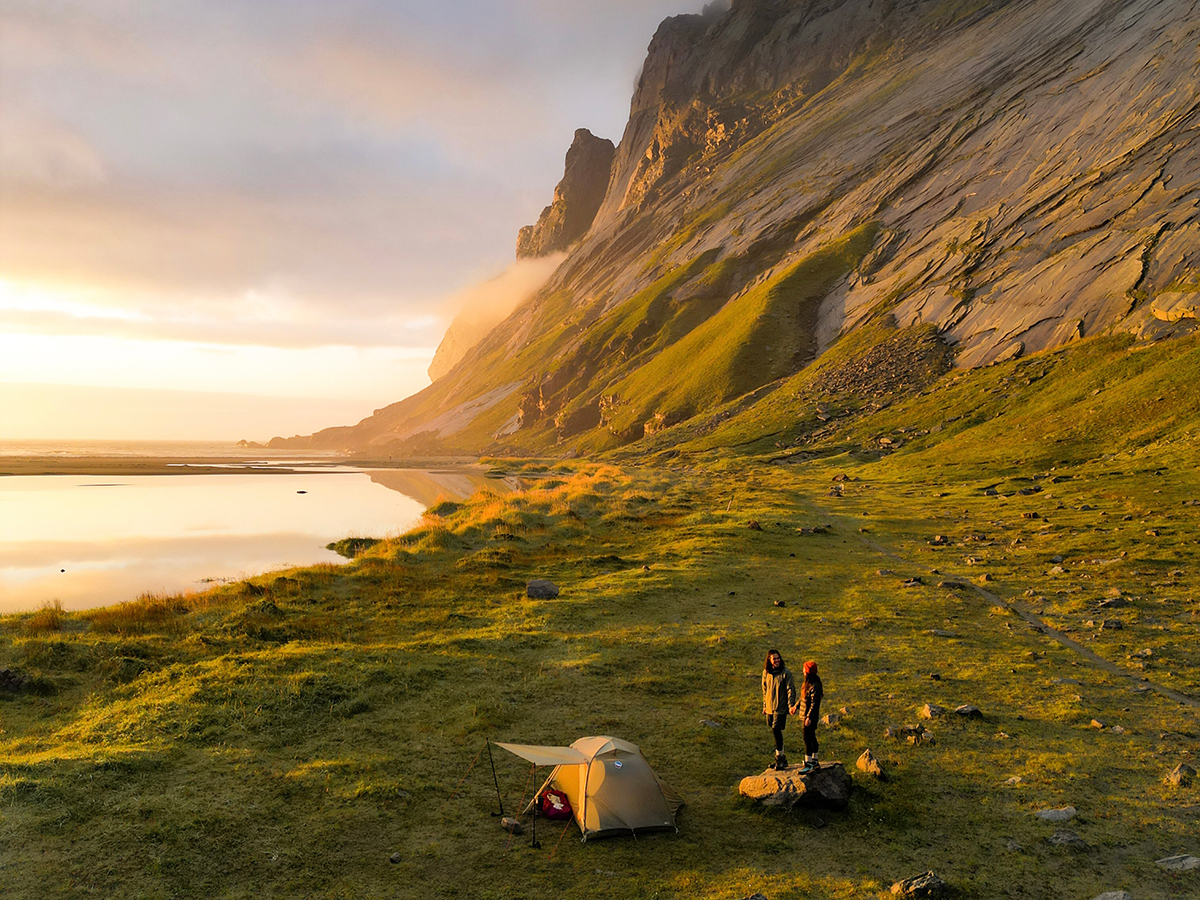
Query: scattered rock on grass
1005 839 1023 853
700 719 722 728
1048 829 1088 849
389 852 402 864
739 894 771 900
1035 806 1077 822
0 668 27 694
501 817 523 834
1156 854 1200 871
1090 719 1106 729
1165 763 1196 787
526 579 559 599
889 871 948 897
919 704 944 719
955 704 983 719
773 599 786 607
1092 892 1132 900
857 749 887 780
820 713 840 727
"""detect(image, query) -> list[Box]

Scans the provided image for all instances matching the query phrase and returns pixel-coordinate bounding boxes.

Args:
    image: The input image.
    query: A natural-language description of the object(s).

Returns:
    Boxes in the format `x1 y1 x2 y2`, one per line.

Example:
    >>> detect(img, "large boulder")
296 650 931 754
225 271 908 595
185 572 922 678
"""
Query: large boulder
738 762 852 810
526 579 560 599
890 871 948 897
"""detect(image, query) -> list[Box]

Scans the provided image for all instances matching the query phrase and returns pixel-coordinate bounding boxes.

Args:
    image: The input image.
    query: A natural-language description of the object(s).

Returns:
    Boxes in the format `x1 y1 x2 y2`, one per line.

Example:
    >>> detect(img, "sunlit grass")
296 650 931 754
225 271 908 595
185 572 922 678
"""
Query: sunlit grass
2 333 1198 898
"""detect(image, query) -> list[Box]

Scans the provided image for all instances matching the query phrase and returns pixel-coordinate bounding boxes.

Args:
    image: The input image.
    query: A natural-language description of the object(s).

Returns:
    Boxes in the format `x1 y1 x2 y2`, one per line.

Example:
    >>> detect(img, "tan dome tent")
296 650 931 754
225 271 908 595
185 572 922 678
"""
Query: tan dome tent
495 736 683 841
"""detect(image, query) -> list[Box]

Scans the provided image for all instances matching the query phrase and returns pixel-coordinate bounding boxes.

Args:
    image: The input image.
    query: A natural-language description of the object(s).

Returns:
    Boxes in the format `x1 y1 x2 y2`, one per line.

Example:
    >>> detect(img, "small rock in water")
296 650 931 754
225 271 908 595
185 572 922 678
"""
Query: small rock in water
1048 829 1088 849
889 870 948 897
919 703 944 719
1165 763 1196 787
526 579 560 599
1035 806 1077 822
1156 854 1200 871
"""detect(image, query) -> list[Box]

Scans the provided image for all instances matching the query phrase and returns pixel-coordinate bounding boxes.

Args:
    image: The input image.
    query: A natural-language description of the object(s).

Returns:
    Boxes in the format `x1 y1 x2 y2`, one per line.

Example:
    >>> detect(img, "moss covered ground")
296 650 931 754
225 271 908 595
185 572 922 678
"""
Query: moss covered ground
3 332 1199 900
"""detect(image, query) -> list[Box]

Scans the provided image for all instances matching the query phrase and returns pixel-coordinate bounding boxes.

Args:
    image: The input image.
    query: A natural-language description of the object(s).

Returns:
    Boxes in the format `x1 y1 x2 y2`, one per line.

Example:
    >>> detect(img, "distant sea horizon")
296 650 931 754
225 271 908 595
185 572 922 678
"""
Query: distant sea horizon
0 438 339 459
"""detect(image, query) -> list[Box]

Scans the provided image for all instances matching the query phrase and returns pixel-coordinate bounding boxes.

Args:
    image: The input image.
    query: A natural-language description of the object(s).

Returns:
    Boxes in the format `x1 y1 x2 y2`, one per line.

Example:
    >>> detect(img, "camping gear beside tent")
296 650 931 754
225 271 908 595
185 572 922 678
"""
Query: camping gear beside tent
495 735 683 841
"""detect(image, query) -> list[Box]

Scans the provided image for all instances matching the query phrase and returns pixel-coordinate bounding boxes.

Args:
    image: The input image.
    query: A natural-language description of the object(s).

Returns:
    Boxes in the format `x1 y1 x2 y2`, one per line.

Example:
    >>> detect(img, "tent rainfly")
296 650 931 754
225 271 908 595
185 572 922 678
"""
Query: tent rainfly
495 736 683 841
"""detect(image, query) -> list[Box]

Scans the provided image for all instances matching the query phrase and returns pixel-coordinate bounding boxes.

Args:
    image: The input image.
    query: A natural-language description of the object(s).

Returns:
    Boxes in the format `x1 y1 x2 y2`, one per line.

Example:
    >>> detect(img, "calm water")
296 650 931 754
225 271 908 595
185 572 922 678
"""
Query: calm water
0 465 505 614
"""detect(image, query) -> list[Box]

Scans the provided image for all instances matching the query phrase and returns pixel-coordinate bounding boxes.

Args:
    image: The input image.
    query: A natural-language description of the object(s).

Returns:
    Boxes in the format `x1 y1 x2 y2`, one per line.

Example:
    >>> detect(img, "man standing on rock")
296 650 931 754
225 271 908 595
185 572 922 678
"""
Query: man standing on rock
798 660 824 773
762 649 798 769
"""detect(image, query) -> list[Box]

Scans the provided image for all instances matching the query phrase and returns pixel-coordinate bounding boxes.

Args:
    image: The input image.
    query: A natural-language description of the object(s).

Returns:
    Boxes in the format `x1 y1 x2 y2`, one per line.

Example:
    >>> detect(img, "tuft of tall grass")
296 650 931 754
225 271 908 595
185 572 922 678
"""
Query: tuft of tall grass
84 593 189 635
22 600 64 635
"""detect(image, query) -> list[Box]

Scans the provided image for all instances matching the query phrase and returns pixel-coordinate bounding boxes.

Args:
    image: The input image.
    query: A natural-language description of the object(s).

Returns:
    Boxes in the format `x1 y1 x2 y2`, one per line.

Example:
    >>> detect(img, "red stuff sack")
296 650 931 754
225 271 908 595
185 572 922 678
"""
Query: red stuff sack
540 788 573 820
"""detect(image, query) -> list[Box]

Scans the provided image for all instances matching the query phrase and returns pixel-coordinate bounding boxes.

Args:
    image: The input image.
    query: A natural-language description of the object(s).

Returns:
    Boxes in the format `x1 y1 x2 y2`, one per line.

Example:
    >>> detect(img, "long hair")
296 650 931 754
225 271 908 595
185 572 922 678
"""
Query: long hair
764 648 784 673
802 659 819 681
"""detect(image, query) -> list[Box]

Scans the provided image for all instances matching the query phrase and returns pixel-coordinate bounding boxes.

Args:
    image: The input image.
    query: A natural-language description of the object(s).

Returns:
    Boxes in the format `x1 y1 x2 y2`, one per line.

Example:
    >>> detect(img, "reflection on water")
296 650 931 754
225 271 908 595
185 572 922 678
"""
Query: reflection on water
0 468 507 614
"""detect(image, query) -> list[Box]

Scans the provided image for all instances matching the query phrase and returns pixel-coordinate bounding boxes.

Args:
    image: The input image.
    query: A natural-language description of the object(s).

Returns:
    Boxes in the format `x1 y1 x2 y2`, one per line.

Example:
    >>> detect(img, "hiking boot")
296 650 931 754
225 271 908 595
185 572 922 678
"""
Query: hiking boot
798 758 817 774
773 753 788 770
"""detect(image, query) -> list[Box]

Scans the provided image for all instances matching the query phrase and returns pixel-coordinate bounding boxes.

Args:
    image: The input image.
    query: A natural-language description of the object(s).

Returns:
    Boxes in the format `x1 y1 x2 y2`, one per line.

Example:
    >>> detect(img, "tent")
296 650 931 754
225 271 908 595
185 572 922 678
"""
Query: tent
495 736 683 841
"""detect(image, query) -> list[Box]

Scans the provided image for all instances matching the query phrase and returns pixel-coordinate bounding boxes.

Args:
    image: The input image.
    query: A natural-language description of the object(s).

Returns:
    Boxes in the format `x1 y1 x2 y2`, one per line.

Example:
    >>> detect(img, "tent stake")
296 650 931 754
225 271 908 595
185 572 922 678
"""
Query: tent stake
486 739 505 817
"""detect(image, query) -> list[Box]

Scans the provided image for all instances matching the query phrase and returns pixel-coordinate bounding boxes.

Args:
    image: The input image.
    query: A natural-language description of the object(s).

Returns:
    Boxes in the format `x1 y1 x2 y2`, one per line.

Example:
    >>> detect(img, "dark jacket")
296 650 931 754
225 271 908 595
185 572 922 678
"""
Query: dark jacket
762 666 798 715
800 675 823 724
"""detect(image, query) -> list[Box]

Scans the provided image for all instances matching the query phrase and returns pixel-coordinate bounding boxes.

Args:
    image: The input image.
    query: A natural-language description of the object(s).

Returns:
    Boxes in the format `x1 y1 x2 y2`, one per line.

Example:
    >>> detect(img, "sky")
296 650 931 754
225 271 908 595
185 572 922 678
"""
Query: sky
0 0 694 441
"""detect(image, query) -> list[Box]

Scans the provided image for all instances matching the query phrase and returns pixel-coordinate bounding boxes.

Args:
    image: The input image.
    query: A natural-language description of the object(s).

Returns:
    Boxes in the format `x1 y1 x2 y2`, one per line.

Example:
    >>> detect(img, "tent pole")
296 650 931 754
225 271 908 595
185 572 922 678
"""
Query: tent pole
486 739 504 817
529 764 541 849
580 758 592 843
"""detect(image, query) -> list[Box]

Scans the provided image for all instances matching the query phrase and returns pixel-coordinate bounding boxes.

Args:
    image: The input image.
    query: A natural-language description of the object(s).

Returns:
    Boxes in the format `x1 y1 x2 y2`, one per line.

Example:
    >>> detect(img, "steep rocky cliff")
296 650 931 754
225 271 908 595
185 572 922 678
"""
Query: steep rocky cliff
516 129 615 258
275 0 1200 455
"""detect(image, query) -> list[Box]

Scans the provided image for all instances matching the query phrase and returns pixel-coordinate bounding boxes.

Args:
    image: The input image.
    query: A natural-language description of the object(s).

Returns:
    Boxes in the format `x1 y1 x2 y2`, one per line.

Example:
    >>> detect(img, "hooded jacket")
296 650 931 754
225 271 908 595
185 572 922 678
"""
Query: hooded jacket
762 665 798 715
800 674 823 724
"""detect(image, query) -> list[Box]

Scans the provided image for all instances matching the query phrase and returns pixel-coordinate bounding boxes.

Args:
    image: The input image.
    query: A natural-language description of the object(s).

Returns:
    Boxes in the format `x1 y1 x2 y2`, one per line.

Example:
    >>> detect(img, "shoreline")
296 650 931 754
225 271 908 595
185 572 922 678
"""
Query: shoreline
0 454 487 477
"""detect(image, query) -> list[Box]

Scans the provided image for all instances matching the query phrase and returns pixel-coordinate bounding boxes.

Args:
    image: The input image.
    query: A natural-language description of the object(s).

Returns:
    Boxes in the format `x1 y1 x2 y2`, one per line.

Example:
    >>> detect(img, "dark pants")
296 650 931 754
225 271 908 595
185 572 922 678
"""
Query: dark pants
803 721 818 757
767 713 787 752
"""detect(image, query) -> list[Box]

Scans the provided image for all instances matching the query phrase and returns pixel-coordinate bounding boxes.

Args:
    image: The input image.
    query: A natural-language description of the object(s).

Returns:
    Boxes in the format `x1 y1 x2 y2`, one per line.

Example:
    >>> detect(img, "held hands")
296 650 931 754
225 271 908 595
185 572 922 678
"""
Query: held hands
788 705 798 715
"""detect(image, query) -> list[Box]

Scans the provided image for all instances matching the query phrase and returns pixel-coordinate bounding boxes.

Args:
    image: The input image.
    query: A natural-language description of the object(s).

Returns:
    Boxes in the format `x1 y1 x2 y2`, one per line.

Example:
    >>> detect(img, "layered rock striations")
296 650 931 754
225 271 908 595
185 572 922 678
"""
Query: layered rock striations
516 129 615 258
276 0 1200 454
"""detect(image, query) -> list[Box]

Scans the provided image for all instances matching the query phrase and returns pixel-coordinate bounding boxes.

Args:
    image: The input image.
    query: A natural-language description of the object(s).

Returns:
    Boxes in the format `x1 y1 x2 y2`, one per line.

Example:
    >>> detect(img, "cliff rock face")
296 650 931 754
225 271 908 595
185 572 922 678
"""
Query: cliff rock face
277 0 1200 454
516 129 616 258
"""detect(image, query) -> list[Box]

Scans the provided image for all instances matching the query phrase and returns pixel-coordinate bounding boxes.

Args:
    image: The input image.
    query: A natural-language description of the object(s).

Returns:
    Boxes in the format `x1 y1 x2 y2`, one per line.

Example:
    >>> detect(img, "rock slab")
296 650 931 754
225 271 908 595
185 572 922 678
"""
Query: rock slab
1035 806 1077 822
1166 763 1196 787
739 762 852 810
1156 854 1200 871
857 748 887 780
890 871 948 897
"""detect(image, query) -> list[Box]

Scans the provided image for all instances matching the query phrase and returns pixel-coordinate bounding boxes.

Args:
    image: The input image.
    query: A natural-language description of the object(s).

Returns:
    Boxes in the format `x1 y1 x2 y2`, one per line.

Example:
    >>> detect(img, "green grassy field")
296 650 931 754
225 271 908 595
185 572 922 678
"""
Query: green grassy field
3 333 1198 900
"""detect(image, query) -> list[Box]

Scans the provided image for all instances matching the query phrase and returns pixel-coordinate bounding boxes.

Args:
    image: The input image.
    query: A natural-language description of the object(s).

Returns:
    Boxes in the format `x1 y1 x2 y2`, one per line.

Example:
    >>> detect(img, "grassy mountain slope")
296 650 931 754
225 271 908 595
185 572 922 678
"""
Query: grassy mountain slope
275 0 1199 458
5 331 1199 900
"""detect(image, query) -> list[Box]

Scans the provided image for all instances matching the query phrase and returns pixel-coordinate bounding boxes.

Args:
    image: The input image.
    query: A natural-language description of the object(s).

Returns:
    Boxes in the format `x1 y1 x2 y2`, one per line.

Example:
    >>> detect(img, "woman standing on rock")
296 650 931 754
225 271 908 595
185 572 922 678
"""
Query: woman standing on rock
798 660 824 773
762 649 798 769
